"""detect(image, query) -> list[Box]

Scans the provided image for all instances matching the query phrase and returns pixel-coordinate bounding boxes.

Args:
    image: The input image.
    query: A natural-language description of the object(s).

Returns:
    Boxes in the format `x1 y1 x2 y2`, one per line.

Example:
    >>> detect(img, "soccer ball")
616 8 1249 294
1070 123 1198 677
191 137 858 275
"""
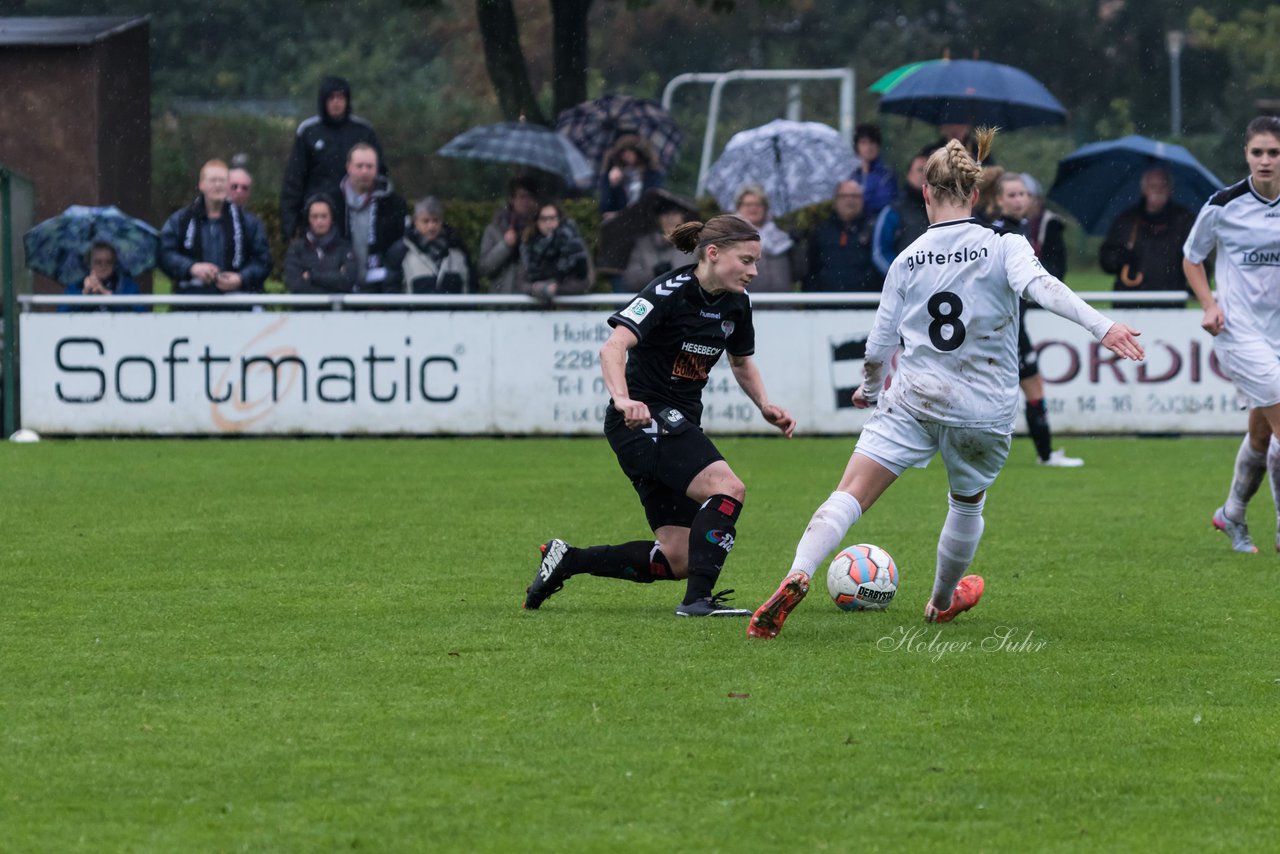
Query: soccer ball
826 544 898 611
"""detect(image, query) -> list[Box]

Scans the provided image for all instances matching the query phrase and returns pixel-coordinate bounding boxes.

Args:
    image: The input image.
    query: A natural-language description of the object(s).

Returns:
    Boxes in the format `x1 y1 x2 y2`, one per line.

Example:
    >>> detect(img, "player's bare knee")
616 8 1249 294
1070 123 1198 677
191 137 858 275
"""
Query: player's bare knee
718 476 746 503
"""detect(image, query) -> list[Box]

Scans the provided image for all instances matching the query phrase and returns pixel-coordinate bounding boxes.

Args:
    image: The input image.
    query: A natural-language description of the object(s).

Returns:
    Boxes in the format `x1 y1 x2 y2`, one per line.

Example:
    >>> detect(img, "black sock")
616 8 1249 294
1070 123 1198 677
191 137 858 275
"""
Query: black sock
1025 398 1053 462
683 494 742 604
571 541 674 583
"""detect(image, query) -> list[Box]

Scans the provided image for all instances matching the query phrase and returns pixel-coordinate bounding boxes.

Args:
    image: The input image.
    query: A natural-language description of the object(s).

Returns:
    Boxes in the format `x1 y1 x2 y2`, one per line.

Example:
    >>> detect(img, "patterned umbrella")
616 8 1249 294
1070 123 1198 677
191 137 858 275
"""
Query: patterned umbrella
438 121 594 187
23 205 159 283
556 94 683 172
877 59 1066 130
705 119 856 217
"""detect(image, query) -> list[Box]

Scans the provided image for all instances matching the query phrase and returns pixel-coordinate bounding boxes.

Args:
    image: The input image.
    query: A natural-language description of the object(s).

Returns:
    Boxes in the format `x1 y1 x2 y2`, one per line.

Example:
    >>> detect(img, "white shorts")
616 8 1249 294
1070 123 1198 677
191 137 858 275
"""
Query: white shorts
855 404 1012 497
1215 336 1280 409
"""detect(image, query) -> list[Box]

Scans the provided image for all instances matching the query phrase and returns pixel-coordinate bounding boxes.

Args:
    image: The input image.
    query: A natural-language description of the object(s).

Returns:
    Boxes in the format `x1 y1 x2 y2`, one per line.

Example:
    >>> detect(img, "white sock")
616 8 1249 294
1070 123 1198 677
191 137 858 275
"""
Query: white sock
1224 434 1266 522
932 495 986 609
1267 436 1280 532
790 491 862 578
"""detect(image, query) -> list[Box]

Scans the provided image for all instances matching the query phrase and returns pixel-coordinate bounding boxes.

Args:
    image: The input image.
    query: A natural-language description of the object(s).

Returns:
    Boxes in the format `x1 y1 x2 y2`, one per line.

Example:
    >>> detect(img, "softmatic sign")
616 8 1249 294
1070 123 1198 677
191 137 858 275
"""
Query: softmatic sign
20 309 1247 435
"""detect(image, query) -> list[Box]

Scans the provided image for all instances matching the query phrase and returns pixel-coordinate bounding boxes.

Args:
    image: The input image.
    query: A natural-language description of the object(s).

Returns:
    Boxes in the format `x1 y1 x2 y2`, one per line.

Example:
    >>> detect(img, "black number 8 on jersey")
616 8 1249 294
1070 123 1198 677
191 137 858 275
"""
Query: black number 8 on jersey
927 291 966 352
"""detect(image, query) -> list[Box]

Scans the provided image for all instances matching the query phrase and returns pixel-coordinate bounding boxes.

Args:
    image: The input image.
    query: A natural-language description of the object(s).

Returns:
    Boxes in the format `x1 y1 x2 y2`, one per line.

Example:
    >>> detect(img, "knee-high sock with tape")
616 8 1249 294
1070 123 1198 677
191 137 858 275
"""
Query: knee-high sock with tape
1225 433 1267 522
683 494 742 604
563 541 674 583
789 491 862 579
933 495 986 610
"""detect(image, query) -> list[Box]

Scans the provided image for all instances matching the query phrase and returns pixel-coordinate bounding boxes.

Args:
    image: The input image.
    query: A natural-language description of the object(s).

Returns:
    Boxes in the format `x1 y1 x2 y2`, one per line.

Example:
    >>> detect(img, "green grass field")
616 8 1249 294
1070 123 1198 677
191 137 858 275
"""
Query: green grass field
2 436 1276 851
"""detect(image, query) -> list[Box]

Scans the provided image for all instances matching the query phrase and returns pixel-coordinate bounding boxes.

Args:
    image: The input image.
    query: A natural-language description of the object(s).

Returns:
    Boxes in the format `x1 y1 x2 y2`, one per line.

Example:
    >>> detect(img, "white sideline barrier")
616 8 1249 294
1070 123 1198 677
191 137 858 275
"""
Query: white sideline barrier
18 303 1245 436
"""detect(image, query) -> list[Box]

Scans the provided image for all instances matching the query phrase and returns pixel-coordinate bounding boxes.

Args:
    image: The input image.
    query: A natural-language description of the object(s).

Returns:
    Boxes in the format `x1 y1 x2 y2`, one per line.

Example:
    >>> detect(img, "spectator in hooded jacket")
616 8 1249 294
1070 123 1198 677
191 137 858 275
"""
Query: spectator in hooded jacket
284 194 360 295
329 143 408 291
479 176 540 294
599 134 663 220
279 75 385 242
159 159 272 307
386 197 474 294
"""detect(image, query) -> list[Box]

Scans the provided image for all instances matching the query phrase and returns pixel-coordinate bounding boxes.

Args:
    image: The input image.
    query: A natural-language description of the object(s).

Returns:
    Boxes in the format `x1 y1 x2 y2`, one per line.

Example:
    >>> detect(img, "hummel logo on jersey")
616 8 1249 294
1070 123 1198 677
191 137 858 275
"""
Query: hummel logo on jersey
699 310 721 319
654 272 691 296
681 341 721 356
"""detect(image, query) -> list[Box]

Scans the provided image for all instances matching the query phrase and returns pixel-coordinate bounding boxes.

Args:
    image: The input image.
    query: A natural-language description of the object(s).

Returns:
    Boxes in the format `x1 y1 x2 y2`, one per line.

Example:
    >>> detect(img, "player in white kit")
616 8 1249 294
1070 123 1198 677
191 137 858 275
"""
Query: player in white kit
1184 116 1280 553
749 130 1146 639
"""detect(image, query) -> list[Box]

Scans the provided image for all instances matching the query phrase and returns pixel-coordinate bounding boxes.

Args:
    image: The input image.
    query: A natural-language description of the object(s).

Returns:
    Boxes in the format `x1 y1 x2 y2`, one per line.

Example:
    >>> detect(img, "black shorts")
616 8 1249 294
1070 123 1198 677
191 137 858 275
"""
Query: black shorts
1017 305 1039 381
605 408 724 531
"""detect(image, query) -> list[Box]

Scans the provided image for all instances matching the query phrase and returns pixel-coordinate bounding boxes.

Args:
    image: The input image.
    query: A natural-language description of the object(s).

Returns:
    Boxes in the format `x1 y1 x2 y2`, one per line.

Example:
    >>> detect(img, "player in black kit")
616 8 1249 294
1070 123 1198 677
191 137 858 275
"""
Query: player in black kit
524 214 796 616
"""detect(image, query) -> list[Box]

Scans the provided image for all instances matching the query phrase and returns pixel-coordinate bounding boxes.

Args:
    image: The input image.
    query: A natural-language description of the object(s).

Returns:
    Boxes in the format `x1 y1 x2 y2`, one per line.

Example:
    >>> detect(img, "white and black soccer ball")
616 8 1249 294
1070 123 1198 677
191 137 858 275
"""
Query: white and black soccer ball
826 544 898 611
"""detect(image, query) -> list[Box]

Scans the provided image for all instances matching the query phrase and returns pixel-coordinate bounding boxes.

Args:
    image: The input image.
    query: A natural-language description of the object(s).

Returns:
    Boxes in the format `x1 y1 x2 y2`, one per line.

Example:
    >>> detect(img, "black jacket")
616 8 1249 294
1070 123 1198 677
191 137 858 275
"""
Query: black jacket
279 76 385 241
329 175 409 290
1099 202 1195 308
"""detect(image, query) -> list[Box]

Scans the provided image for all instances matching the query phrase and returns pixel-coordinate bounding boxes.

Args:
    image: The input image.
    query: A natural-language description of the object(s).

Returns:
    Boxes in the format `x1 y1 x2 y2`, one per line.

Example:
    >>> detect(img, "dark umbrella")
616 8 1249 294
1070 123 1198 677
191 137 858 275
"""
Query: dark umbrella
869 60 940 94
438 121 594 187
597 188 699 272
877 59 1066 130
704 119 855 217
23 205 159 284
1048 135 1223 235
556 94 683 172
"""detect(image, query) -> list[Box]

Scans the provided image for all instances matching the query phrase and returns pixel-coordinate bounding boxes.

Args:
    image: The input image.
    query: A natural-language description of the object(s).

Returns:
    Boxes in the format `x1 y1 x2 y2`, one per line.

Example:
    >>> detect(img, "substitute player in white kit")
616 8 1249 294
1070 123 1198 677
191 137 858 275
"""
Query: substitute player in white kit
749 129 1146 639
1184 116 1280 554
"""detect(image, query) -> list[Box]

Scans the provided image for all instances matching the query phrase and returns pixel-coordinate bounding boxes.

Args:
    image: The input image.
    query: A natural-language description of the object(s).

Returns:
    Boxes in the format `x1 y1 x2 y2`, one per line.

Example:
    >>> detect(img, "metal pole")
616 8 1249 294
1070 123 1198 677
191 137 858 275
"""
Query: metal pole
785 84 802 122
1 169 16 437
1166 31 1185 136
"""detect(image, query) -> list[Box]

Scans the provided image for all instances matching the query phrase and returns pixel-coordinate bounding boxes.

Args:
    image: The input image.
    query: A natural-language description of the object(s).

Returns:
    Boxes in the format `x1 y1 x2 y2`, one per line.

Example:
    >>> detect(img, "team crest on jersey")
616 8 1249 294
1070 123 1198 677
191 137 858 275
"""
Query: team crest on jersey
622 297 654 323
720 320 735 337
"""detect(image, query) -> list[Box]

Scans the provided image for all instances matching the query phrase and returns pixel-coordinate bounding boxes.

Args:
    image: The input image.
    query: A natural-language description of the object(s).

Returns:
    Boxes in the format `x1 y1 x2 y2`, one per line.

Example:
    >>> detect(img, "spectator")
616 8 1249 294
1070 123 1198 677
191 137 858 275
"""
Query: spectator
159 159 272 305
599 134 663 220
850 123 898 218
59 240 144 312
873 151 930 275
283 194 359 295
279 75 384 242
1020 173 1067 280
228 167 254 210
620 197 695 292
990 171 1082 468
1100 166 1196 308
386 197 474 294
479 176 539 294
734 184 803 292
521 201 592 299
803 180 883 292
329 143 408 291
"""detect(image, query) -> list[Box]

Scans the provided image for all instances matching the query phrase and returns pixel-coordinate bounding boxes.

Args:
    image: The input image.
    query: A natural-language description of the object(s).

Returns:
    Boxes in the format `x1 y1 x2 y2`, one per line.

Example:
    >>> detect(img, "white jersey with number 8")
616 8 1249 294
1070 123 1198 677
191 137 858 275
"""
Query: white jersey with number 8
863 217 1112 429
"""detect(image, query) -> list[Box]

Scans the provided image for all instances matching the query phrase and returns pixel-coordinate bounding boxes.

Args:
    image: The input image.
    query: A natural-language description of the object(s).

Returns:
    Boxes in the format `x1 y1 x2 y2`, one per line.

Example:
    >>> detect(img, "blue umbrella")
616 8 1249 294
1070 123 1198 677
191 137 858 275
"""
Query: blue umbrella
438 121 594 188
1048 135 1223 235
705 119 855 217
877 59 1066 130
23 205 159 284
